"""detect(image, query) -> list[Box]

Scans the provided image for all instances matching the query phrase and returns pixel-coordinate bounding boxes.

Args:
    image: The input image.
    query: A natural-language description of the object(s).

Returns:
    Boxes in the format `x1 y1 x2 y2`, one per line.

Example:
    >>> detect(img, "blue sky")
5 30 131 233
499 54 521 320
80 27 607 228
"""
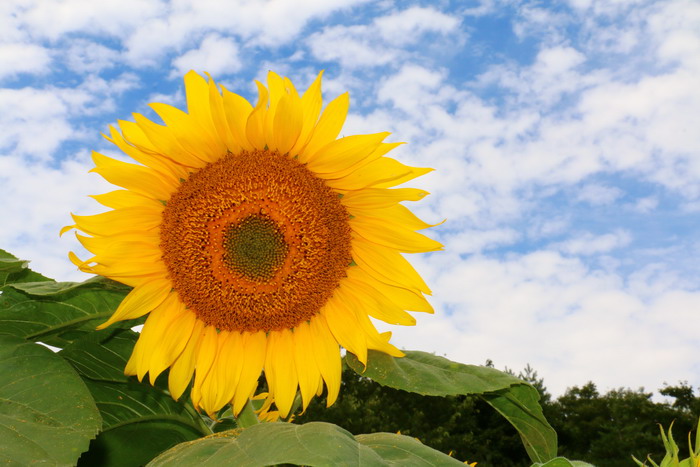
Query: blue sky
2 0 699 398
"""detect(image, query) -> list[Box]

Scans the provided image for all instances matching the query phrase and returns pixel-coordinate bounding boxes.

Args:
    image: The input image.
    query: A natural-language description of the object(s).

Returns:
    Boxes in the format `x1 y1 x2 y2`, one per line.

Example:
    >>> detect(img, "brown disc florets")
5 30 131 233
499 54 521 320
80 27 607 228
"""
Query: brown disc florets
159 149 353 332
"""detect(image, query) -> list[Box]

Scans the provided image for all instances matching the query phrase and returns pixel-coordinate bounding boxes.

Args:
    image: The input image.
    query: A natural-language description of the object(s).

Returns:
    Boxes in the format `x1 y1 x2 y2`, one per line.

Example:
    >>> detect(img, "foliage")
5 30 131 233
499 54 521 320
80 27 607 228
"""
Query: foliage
299 367 700 467
550 383 699 466
632 417 700 467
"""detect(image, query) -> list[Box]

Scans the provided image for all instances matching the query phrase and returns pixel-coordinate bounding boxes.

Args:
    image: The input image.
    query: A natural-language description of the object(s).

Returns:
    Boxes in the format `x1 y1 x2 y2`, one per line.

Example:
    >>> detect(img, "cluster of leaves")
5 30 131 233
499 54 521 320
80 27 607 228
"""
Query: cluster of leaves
1 248 591 466
632 418 700 467
298 366 700 466
0 249 209 466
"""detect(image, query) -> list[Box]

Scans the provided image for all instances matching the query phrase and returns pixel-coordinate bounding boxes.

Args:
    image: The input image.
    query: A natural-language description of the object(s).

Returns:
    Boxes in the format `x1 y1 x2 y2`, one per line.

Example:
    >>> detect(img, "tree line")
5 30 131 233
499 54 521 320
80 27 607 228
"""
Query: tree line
297 361 700 466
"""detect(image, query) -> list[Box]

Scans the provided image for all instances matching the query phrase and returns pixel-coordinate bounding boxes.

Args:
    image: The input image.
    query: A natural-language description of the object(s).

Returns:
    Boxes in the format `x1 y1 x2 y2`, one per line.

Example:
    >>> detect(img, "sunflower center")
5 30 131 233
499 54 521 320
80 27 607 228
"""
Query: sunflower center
223 214 287 282
159 149 352 333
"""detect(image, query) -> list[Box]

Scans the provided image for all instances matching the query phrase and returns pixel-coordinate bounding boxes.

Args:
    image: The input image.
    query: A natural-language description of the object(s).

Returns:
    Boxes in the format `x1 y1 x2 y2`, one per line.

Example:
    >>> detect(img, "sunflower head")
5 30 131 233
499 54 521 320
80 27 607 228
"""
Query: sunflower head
63 70 442 419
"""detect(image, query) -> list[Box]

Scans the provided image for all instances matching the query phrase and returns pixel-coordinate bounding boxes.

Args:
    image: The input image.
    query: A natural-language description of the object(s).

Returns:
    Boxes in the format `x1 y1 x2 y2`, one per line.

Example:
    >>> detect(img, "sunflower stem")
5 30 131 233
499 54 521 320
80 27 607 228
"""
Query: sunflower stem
235 400 260 428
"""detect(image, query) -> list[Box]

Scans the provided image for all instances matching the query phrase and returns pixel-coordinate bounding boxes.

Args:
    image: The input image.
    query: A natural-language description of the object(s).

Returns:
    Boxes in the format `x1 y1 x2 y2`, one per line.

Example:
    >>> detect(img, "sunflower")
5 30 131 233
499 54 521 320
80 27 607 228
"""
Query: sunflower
63 70 441 418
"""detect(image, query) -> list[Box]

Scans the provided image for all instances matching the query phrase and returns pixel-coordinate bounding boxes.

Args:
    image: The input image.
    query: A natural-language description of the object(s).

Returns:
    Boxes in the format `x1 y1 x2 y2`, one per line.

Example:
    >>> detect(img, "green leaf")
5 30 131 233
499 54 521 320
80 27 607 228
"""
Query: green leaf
0 249 52 287
0 275 132 347
345 350 525 396
531 458 596 467
60 329 209 467
355 432 466 465
346 350 558 463
149 422 380 466
10 276 128 296
0 334 101 466
483 383 557 462
148 421 466 466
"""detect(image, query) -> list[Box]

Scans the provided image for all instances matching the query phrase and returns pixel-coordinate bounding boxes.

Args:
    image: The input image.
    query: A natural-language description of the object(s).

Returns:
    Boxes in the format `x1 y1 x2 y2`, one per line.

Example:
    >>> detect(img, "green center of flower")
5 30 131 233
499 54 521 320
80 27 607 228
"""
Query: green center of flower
223 214 288 282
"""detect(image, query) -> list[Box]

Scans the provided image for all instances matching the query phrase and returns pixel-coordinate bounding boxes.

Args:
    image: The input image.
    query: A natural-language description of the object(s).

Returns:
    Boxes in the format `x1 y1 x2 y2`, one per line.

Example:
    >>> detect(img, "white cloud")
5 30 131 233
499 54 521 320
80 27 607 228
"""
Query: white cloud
64 40 120 73
308 6 463 68
22 0 165 41
0 87 76 157
307 24 397 68
0 152 110 282
0 74 139 158
444 228 520 254
171 34 242 77
577 183 623 205
374 6 461 45
551 230 632 255
125 0 369 66
631 196 658 213
0 43 52 79
385 249 700 397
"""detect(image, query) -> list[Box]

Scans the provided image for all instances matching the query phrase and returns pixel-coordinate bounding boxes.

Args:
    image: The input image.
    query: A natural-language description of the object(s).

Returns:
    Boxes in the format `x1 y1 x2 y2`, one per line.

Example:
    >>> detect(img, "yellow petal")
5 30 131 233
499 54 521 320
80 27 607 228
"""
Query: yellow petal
350 214 443 253
289 71 323 156
221 86 254 151
96 277 172 329
266 71 287 108
125 292 179 382
350 204 440 231
105 125 190 180
264 71 286 143
76 234 160 266
325 156 432 191
147 104 223 164
342 187 428 210
184 71 220 146
190 326 218 409
117 119 159 154
87 262 167 286
292 322 322 411
308 314 341 407
90 151 176 201
212 331 245 411
206 75 240 153
245 80 269 150
90 190 163 210
270 93 303 155
334 285 404 355
71 206 162 237
306 132 389 174
193 326 223 413
168 318 205 400
347 266 434 314
264 328 298 418
232 331 266 415
129 115 206 168
298 92 349 163
148 306 197 384
322 296 367 365
342 277 416 326
315 141 403 181
352 236 431 295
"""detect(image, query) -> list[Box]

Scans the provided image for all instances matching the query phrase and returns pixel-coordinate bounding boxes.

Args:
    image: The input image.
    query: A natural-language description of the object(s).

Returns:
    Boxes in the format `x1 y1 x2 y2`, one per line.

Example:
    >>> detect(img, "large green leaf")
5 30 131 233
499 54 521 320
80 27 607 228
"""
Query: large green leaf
60 329 209 467
0 275 132 347
483 384 558 463
346 350 524 396
355 432 467 465
148 421 466 466
0 249 52 287
346 350 558 463
0 334 101 466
